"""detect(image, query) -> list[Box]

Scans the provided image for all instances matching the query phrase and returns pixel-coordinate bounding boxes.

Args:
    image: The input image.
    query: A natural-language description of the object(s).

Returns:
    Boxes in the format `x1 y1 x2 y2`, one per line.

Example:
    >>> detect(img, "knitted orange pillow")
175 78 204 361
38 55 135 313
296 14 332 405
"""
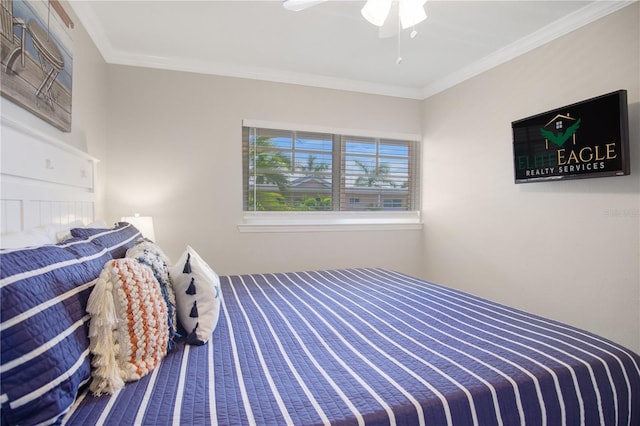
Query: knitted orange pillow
87 258 169 395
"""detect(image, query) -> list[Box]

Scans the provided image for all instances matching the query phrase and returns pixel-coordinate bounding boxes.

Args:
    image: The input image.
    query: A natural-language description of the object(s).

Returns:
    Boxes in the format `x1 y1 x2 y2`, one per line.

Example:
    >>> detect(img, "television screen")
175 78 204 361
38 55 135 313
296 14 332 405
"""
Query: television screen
512 90 630 183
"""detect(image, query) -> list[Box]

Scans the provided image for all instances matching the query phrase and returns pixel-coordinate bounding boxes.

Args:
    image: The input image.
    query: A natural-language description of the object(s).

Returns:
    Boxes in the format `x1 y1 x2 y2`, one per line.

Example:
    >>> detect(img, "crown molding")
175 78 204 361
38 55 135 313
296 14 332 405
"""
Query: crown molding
420 0 636 99
107 51 426 100
71 0 636 101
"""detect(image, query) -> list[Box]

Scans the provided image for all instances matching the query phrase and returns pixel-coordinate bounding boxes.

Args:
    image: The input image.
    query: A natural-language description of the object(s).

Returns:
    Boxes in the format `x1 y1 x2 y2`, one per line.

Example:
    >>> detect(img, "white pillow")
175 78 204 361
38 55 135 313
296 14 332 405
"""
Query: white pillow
54 220 85 242
86 219 108 228
0 229 51 249
0 220 109 249
169 246 222 345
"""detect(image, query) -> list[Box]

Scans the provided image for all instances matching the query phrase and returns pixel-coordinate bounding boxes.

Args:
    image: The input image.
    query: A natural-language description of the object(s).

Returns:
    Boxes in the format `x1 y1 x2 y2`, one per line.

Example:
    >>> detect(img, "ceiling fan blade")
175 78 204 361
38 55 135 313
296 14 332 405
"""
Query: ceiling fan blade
283 0 326 12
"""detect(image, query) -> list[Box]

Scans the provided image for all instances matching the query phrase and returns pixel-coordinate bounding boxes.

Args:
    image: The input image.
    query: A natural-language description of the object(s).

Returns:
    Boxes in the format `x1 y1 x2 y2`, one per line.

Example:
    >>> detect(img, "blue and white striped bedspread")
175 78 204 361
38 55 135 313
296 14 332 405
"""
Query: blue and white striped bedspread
64 268 640 425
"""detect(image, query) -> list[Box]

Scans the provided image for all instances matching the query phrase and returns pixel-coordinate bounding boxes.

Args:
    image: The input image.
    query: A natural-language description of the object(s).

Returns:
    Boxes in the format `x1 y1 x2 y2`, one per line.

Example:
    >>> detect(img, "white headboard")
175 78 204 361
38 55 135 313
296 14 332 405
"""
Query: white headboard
0 116 98 234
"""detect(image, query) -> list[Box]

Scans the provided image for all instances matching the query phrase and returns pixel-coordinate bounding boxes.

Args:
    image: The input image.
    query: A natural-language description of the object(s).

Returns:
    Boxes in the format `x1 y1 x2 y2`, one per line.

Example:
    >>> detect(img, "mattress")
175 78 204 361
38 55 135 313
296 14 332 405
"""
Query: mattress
62 268 640 425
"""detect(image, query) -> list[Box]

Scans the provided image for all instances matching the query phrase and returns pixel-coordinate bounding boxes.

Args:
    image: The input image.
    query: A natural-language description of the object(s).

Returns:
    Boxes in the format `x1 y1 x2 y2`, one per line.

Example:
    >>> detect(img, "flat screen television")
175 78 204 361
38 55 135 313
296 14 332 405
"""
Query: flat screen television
512 90 630 183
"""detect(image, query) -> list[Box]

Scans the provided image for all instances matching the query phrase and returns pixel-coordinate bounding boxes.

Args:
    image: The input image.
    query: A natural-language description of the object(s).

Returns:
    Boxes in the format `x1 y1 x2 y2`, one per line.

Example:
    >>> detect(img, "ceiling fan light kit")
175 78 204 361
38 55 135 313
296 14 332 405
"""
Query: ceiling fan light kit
283 0 428 29
397 0 427 29
361 0 394 27
282 0 327 12
362 0 427 28
283 0 428 63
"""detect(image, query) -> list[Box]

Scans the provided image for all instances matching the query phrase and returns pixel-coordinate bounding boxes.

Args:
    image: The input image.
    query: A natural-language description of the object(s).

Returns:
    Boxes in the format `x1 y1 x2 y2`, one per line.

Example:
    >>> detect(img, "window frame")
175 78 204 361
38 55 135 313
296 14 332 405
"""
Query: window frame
240 120 423 232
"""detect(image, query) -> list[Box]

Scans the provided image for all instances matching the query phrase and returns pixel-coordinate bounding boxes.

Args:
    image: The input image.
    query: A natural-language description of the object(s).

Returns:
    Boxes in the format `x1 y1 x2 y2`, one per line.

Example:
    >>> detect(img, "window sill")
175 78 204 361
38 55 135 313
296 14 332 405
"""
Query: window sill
238 211 423 233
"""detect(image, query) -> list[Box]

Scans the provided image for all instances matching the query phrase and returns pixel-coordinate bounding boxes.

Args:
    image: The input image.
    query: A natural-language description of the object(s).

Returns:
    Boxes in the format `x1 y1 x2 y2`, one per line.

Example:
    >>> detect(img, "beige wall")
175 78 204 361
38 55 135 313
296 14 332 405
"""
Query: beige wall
104 68 425 276
422 4 639 352
67 17 110 221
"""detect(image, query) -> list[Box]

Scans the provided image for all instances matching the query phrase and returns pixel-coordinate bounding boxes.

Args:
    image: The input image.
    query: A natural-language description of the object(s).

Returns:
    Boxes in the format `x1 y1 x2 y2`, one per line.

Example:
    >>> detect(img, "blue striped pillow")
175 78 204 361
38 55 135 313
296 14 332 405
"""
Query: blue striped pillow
70 222 141 259
0 239 112 426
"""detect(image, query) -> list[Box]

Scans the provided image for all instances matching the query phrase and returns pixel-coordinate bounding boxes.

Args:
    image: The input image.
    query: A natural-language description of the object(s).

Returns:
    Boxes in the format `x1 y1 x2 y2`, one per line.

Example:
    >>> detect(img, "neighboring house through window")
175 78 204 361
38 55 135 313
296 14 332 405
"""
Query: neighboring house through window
241 121 422 231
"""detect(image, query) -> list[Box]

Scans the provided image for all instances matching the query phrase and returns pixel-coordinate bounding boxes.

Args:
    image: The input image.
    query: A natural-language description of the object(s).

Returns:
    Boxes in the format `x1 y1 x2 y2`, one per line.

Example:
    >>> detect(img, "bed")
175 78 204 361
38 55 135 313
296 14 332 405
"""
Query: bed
65 267 640 426
2 120 640 425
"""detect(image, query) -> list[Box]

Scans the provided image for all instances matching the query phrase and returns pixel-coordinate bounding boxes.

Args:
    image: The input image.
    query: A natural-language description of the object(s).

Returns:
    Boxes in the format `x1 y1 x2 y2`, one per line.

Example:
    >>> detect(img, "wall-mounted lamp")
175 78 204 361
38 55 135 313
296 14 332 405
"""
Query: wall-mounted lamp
121 214 156 242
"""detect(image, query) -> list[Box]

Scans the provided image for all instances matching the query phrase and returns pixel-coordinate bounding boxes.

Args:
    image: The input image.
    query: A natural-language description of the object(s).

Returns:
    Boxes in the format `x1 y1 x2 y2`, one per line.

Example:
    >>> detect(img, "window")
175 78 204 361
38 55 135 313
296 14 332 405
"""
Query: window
341 135 415 212
383 199 404 209
243 127 334 211
241 123 421 231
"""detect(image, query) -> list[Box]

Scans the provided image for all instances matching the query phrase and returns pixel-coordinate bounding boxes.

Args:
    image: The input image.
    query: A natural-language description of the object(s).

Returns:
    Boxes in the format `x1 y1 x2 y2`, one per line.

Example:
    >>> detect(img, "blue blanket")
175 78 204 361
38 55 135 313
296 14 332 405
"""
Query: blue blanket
63 268 640 425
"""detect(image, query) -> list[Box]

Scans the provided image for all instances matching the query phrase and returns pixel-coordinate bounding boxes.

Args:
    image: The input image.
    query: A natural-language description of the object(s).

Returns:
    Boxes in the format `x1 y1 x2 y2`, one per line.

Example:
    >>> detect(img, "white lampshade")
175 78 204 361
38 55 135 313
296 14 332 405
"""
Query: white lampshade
361 0 393 27
282 0 326 11
399 0 427 29
121 214 156 242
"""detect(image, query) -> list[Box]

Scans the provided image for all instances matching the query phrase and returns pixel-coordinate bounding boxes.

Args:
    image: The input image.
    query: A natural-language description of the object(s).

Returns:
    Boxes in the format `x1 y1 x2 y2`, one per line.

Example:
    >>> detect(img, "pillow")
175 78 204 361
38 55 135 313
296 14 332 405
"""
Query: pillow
87 258 169 395
86 219 108 228
71 222 141 259
126 239 178 349
56 220 109 243
0 229 51 248
169 246 222 345
54 220 85 243
0 222 86 249
0 239 113 425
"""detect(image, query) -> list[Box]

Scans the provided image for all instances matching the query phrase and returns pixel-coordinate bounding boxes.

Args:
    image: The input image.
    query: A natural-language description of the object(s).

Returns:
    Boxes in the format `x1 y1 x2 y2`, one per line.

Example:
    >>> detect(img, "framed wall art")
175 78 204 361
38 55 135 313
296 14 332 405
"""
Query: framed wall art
1 0 74 132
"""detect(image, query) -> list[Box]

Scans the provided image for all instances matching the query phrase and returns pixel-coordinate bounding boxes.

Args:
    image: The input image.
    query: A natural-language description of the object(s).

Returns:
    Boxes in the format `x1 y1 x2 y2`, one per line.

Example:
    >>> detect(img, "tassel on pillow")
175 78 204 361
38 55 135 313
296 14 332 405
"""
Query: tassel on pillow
186 323 201 346
182 253 192 273
190 301 199 318
86 268 124 395
186 277 196 295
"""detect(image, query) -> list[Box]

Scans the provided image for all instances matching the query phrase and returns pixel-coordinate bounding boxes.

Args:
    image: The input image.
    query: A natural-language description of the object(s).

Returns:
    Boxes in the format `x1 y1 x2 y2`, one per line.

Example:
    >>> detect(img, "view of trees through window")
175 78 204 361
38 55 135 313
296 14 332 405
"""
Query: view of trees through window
243 126 419 212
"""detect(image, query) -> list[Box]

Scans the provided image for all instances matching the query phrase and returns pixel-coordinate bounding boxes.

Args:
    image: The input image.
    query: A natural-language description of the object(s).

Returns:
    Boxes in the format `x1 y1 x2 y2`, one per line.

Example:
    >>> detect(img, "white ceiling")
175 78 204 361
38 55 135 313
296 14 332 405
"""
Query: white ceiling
69 0 633 99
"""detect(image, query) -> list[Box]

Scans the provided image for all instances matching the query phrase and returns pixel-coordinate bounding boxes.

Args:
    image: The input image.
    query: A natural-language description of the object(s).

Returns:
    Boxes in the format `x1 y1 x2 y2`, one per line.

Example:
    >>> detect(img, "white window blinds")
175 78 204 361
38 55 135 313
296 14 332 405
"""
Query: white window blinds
243 125 420 213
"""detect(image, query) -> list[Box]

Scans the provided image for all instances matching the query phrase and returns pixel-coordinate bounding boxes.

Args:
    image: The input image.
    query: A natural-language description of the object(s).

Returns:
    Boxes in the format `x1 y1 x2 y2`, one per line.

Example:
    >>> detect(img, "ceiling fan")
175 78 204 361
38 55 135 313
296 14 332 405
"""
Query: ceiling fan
283 0 428 38
282 0 327 12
